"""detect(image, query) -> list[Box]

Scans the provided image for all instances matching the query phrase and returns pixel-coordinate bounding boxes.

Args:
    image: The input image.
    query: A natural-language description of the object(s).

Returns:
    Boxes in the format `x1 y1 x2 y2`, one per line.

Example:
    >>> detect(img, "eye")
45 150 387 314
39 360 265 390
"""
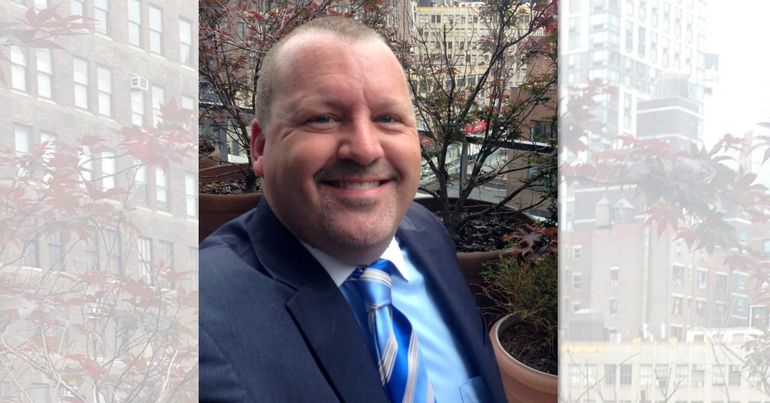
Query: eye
307 115 332 124
375 114 398 124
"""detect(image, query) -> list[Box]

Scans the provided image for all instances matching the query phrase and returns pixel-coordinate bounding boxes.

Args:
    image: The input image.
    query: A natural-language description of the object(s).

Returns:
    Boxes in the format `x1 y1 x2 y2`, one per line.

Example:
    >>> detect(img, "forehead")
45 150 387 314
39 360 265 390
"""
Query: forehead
266 32 415 126
276 33 400 80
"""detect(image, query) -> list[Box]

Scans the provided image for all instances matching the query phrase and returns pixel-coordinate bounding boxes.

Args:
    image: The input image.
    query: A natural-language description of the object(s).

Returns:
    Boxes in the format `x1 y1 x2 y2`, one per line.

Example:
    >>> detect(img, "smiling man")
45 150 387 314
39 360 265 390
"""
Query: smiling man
199 17 506 403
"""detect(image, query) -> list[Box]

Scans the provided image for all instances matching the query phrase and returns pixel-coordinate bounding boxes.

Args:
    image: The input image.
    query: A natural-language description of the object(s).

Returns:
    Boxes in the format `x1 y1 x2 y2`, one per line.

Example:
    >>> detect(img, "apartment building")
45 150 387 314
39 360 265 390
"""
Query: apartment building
563 334 770 403
1 0 198 400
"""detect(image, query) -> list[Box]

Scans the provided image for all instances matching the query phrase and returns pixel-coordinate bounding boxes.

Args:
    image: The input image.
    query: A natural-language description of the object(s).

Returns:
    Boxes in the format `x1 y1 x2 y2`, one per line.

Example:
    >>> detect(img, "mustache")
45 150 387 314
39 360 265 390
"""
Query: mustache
315 160 397 181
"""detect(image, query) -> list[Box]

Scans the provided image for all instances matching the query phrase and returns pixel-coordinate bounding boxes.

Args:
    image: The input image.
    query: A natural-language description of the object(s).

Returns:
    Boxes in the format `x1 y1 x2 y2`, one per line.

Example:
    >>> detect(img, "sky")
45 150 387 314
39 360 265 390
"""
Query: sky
702 0 770 147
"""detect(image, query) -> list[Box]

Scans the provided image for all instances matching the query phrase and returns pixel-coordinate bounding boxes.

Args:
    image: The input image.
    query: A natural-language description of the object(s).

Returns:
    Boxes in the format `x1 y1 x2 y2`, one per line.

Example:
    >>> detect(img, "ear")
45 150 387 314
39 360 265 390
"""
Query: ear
250 120 266 177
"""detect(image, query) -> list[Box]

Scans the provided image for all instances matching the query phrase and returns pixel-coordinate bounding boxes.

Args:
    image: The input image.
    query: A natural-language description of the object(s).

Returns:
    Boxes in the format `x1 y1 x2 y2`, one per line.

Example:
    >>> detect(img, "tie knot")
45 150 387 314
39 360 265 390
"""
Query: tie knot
350 259 393 311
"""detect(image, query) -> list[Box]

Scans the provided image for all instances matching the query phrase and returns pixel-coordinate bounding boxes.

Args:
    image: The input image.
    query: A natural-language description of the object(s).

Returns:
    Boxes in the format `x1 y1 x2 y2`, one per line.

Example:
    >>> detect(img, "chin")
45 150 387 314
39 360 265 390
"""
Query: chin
322 214 397 249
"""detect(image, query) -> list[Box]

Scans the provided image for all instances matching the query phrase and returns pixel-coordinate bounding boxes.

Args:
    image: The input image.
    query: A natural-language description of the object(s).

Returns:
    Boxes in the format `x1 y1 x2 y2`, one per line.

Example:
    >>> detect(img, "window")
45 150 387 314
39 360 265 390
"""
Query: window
572 272 582 290
38 131 56 181
728 365 741 386
33 0 48 10
23 236 40 267
94 0 109 35
609 298 618 314
101 151 115 190
36 49 53 99
605 364 616 385
40 131 57 163
695 299 706 318
610 267 619 286
114 317 130 355
128 0 142 47
96 65 111 116
620 364 632 385
73 57 89 109
149 6 163 54
712 364 725 385
155 166 168 210
675 364 688 385
691 364 705 386
78 146 92 188
158 240 173 287
85 228 99 271
640 364 652 386
180 95 194 110
131 90 145 126
655 364 669 387
715 273 728 294
672 264 683 285
138 237 154 285
672 295 682 315
14 124 32 156
185 173 197 217
70 0 84 16
179 18 193 65
716 302 727 320
734 296 747 315
134 158 148 204
573 245 582 259
151 85 165 128
47 232 64 271
10 46 27 92
586 365 597 385
733 272 748 291
569 364 583 386
14 125 32 176
671 325 683 341
696 269 707 289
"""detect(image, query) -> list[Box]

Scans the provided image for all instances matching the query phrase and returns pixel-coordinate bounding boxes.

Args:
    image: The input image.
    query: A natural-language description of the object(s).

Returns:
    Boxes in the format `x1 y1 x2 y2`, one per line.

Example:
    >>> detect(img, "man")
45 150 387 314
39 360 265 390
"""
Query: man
200 17 506 403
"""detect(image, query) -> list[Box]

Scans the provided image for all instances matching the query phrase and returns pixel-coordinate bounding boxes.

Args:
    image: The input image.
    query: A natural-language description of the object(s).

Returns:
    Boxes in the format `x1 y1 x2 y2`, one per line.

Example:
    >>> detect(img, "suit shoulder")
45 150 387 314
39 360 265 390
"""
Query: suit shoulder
406 201 443 227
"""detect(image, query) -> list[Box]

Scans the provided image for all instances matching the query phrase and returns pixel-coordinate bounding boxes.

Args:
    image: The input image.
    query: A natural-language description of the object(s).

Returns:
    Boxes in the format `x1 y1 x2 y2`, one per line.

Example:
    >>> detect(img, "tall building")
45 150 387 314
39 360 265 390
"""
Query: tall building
562 0 709 151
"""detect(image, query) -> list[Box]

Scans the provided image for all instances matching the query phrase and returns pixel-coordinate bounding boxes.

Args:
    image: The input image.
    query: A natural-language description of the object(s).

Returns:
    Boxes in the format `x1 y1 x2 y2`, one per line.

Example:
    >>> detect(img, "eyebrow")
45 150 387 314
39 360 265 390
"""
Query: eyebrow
283 96 412 117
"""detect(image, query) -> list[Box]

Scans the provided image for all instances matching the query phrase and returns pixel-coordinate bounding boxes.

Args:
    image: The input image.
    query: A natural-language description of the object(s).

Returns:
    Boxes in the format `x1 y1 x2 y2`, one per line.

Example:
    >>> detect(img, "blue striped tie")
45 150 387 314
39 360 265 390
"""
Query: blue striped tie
348 259 436 403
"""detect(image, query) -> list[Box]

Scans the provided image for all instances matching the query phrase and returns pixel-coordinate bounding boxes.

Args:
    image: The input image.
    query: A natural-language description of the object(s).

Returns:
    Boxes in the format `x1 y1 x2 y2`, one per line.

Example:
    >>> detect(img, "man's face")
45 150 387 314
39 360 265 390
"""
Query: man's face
251 34 421 265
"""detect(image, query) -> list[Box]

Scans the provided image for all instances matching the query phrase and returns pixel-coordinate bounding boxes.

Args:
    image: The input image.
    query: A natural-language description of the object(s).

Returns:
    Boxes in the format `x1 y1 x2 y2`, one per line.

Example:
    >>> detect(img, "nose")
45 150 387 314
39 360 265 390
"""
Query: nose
337 118 384 166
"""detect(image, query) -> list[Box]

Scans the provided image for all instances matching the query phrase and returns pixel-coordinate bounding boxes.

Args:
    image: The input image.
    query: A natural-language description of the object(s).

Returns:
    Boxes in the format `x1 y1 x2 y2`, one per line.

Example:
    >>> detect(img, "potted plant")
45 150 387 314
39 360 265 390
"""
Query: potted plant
199 163 262 241
481 224 558 403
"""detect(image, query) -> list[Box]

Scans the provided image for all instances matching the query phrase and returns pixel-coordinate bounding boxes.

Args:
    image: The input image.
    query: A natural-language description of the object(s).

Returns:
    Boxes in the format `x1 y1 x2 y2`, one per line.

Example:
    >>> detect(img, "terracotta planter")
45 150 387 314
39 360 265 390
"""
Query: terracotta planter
199 192 261 242
199 164 262 242
199 164 253 184
490 314 557 403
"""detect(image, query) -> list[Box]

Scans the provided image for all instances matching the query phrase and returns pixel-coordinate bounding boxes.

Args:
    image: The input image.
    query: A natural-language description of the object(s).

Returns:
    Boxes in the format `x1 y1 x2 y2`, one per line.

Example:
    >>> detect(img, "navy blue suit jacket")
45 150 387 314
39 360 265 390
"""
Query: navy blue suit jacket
199 200 506 402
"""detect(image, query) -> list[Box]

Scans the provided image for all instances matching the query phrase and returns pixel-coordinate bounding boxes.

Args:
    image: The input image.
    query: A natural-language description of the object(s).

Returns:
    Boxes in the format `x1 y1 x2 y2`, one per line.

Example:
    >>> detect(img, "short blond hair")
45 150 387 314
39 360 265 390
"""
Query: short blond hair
254 16 388 128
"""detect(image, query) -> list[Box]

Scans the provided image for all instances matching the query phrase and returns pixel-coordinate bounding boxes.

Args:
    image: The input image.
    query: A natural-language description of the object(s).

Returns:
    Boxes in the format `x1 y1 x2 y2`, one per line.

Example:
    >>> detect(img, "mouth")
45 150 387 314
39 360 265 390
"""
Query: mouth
321 180 389 190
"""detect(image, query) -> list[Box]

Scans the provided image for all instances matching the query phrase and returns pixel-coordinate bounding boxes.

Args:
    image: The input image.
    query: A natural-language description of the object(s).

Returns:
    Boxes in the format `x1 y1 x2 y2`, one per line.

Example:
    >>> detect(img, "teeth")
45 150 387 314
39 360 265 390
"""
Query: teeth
335 181 381 190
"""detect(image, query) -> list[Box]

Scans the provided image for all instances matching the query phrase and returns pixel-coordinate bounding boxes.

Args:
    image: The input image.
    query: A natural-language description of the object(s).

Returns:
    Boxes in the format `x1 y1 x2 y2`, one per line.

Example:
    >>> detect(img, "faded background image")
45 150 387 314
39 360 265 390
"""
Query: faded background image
0 0 198 401
560 0 770 402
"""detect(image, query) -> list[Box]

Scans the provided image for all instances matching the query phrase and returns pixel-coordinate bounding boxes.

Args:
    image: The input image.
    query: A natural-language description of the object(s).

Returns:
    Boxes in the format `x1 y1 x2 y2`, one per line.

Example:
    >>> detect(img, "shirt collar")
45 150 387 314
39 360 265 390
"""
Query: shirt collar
300 237 410 287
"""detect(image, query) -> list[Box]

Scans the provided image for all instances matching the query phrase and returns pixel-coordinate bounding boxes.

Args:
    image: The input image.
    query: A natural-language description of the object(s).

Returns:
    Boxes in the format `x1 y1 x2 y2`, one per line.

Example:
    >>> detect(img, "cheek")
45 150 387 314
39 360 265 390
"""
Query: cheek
267 139 332 183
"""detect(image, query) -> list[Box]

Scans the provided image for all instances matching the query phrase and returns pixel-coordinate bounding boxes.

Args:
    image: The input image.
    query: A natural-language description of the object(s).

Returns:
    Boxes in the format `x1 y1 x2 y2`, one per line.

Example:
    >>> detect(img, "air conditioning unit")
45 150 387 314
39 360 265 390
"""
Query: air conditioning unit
130 75 149 91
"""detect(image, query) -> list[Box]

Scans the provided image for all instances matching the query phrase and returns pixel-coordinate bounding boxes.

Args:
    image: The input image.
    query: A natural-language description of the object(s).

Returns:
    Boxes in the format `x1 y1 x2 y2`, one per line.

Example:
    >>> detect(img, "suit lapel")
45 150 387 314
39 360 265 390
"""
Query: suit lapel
246 200 389 403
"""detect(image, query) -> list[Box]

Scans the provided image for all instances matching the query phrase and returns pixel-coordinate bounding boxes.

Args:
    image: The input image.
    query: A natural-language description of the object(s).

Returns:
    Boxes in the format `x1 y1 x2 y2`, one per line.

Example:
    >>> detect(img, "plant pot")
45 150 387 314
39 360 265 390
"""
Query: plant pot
414 196 533 252
199 192 261 242
490 314 557 403
200 164 253 184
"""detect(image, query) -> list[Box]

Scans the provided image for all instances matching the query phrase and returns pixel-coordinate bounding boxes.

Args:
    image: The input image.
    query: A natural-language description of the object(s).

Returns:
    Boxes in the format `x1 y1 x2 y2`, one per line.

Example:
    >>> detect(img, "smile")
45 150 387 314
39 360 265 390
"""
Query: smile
328 180 386 190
